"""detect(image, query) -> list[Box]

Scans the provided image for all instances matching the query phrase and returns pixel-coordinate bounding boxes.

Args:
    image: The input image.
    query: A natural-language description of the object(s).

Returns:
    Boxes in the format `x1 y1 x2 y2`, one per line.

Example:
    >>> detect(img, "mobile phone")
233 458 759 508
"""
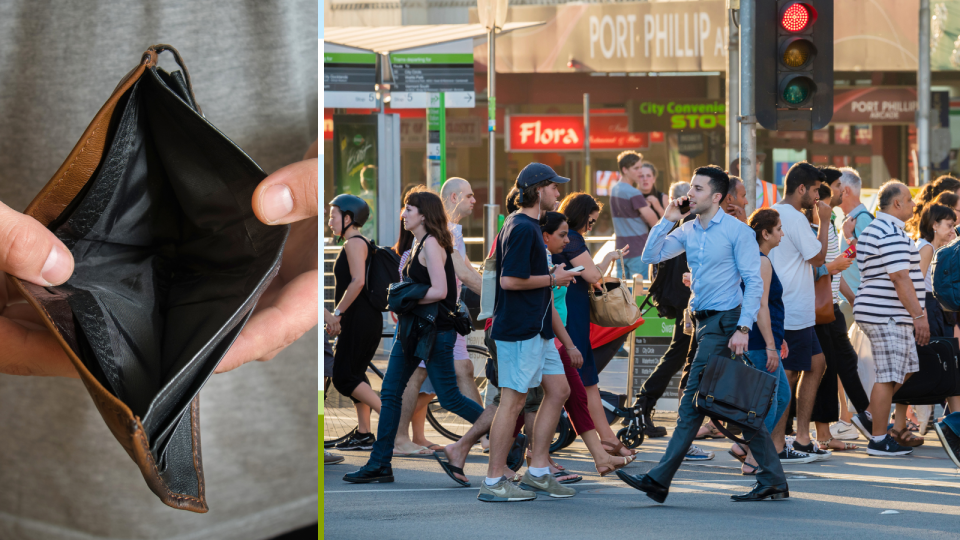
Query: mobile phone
567 265 585 273
678 198 691 213
843 244 856 258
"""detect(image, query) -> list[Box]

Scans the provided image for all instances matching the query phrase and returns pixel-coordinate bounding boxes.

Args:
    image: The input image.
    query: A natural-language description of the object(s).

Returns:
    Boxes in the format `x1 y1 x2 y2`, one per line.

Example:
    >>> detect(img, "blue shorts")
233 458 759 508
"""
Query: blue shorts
782 326 822 372
494 336 564 392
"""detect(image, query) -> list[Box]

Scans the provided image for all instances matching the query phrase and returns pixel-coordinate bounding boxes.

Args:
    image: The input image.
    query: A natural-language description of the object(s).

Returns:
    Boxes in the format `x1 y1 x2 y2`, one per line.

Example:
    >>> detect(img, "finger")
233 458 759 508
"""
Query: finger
0 317 77 377
216 270 319 373
0 201 74 286
252 159 319 225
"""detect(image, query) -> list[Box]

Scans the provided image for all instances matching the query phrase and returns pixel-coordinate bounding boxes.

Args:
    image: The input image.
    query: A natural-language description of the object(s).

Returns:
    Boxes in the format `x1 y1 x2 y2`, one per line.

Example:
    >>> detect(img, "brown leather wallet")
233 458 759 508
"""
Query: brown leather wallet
7 45 288 512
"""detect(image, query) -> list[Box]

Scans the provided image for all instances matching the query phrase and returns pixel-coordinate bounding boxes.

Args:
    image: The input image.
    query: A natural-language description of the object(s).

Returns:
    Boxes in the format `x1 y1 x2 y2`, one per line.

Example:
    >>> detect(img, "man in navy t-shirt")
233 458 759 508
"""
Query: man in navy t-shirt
479 163 581 502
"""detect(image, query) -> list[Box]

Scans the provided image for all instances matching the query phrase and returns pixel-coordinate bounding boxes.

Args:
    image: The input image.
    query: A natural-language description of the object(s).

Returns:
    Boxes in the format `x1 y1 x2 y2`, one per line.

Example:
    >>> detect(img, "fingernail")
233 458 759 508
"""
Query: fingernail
41 245 72 286
261 184 294 224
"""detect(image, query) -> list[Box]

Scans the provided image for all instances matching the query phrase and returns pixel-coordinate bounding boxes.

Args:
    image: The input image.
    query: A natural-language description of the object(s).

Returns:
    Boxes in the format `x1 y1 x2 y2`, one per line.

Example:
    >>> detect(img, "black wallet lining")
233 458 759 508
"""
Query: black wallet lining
42 67 287 457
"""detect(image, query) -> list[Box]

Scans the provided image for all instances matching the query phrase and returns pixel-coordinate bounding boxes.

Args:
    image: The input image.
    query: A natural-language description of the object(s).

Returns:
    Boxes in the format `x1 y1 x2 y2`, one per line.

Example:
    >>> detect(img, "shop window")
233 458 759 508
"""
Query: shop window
834 124 851 145
854 125 872 145
811 129 830 144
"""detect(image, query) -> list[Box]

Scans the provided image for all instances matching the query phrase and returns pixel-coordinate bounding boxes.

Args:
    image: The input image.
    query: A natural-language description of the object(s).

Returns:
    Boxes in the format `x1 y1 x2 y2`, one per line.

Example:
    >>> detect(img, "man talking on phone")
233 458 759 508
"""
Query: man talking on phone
614 166 790 503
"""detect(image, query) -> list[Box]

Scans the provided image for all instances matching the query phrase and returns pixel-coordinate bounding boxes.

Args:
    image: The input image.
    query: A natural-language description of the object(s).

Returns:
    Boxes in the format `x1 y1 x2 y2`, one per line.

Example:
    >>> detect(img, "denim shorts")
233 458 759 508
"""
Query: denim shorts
494 336 564 392
782 326 822 372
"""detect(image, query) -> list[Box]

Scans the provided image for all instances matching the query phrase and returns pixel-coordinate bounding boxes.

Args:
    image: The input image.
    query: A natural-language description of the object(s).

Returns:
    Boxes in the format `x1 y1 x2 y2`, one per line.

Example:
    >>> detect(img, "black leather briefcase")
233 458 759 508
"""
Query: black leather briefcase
694 353 777 444
6 45 289 512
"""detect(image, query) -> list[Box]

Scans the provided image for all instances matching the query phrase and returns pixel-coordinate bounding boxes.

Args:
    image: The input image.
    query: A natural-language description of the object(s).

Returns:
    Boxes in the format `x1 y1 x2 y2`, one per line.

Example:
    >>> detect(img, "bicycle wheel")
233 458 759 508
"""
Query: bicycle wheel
549 412 573 453
323 362 384 448
426 344 490 442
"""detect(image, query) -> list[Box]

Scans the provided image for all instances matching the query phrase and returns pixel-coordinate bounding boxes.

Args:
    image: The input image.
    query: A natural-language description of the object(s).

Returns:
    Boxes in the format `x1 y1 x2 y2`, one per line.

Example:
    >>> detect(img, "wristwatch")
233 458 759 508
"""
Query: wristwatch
737 325 751 335
333 309 342 317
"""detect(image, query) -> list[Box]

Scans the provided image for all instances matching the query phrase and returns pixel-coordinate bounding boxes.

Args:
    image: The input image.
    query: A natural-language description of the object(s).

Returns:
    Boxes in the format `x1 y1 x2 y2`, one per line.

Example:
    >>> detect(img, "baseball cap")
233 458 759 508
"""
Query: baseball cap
515 162 570 189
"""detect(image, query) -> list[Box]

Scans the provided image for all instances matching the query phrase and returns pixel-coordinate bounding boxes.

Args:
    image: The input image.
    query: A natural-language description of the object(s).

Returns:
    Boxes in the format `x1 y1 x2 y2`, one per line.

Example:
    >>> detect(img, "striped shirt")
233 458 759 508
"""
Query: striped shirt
610 180 650 258
853 212 925 326
826 219 841 304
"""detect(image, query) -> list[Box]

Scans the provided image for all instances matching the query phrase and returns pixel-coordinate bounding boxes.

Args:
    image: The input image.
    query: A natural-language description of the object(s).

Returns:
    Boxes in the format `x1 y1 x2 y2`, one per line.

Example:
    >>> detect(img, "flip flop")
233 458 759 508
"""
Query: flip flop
433 452 470 487
727 450 747 464
394 446 432 457
554 471 582 484
426 444 446 452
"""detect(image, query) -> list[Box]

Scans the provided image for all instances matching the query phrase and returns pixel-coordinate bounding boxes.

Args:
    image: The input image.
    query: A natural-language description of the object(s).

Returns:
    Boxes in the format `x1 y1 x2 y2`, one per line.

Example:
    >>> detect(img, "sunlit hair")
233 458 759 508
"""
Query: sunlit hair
539 211 568 235
748 208 780 245
558 192 603 233
918 204 956 243
404 185 453 252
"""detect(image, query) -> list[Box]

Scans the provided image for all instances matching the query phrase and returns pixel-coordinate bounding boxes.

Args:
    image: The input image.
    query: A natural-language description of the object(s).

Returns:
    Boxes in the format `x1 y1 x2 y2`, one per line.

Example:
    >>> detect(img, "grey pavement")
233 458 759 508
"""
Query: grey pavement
324 412 960 540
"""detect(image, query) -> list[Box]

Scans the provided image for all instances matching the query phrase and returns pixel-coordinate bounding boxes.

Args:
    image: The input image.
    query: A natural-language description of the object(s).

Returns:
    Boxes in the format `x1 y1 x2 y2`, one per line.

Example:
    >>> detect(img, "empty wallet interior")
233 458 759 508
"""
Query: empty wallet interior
15 50 288 511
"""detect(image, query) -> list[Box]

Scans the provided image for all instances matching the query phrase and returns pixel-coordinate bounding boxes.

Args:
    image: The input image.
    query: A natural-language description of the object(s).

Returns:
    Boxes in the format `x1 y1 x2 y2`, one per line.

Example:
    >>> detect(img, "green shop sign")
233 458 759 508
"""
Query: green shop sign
631 99 727 131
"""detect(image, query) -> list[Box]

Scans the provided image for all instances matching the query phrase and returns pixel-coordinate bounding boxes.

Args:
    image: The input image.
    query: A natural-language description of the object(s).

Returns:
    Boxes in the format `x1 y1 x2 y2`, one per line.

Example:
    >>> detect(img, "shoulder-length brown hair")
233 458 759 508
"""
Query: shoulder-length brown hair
404 185 453 252
558 192 603 233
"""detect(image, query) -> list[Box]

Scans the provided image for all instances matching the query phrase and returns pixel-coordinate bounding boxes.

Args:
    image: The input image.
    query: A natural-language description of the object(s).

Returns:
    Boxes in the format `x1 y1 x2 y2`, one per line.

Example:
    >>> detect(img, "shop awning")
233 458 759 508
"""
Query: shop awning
323 22 543 54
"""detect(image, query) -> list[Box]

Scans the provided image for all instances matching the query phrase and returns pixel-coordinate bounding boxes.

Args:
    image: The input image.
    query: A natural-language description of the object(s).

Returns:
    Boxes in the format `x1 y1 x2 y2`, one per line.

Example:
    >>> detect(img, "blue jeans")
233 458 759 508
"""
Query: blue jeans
615 256 648 280
368 328 484 468
745 349 791 434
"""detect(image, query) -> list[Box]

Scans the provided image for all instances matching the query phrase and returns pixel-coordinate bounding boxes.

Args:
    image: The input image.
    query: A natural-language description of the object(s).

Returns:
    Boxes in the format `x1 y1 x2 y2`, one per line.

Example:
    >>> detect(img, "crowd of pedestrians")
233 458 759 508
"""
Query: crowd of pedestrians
326 154 960 504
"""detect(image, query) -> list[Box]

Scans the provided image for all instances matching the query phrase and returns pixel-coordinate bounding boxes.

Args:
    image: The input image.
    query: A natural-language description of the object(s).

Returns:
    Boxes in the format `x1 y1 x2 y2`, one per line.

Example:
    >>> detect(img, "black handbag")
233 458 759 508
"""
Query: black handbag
694 353 777 444
449 301 473 337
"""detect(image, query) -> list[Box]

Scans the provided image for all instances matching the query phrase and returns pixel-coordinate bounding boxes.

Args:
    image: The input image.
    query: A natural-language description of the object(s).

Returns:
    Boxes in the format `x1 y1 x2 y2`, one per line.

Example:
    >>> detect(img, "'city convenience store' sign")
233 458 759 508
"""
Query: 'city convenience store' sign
630 99 726 131
506 114 649 152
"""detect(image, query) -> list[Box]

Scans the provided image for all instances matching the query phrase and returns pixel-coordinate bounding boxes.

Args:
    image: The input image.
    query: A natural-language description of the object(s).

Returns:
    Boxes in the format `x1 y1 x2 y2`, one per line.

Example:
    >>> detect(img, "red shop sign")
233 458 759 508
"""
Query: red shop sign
506 114 649 152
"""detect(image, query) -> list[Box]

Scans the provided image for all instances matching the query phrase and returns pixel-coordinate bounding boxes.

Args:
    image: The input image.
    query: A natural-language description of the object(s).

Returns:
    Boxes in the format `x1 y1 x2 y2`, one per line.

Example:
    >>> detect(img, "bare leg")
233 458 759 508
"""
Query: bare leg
485 389 527 479
394 368 429 451
795 353 826 445
838 377 854 423
772 370 800 453
351 382 382 416
869 382 897 438
948 396 960 413
529 374 570 470
582 430 628 472
411 393 439 449
585 384 631 457
455 359 483 405
893 403 909 432
356 402 371 434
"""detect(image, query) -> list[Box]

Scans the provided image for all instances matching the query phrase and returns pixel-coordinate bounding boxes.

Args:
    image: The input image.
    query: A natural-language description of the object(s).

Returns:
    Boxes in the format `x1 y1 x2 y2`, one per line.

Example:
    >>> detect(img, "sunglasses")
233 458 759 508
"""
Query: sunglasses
588 218 597 227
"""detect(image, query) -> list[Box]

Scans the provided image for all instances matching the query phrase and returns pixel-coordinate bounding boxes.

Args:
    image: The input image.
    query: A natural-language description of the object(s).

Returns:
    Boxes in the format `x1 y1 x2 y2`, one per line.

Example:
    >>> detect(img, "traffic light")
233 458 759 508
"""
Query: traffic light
756 1 834 131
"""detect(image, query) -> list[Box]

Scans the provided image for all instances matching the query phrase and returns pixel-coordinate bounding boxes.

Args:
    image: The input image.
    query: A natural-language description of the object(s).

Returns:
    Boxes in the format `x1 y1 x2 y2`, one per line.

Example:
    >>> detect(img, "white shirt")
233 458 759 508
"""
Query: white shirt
768 202 824 330
916 238 934 293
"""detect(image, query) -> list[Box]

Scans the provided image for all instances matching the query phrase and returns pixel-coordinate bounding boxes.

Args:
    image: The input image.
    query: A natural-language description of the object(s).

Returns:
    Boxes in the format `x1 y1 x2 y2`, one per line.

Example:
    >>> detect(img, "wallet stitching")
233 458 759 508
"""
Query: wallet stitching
191 397 205 503
133 422 204 506
34 118 105 220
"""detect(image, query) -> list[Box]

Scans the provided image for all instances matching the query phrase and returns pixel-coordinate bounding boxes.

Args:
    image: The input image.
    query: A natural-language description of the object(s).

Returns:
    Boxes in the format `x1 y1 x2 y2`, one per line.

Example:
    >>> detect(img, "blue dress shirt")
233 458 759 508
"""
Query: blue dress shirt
640 210 762 329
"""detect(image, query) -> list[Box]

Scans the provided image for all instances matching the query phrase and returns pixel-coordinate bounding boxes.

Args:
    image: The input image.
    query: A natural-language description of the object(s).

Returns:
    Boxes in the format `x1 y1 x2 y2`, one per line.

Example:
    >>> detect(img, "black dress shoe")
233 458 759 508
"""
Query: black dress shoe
343 463 394 484
731 483 789 502
615 471 668 503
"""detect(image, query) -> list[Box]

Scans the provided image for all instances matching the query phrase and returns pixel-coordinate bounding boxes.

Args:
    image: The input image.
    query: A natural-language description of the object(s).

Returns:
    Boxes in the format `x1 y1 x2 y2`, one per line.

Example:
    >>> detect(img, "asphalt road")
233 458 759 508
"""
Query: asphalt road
324 421 960 540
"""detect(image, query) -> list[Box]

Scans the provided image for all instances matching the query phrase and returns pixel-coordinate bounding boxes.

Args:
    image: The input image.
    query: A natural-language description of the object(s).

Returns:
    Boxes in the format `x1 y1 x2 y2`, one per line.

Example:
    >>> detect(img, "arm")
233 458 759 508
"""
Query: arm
825 254 854 275
918 244 934 279
755 260 779 373
730 226 763 354
639 206 659 228
839 275 855 305
323 308 341 337
890 269 929 346
551 304 583 368
418 238 448 303
640 218 685 265
452 252 482 294
333 237 368 314
807 202 831 267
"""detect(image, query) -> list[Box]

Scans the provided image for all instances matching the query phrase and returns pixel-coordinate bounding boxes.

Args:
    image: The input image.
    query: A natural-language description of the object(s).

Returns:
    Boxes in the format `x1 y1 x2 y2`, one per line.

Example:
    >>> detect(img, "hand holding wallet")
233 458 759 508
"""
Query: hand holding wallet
7 45 289 512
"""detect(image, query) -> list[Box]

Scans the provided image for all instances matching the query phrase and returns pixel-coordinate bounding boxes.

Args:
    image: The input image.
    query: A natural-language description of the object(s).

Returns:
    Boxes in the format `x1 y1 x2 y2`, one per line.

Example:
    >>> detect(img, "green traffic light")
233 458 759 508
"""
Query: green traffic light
782 78 813 105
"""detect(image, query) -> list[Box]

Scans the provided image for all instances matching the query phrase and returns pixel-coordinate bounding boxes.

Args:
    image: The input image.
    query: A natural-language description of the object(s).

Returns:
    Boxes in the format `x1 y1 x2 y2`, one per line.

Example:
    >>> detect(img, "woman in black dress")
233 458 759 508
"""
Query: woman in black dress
328 194 383 451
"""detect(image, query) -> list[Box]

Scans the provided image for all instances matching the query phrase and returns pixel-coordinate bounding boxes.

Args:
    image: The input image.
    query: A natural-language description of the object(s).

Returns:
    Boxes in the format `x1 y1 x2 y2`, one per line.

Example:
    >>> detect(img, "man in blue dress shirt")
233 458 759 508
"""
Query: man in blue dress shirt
615 166 790 503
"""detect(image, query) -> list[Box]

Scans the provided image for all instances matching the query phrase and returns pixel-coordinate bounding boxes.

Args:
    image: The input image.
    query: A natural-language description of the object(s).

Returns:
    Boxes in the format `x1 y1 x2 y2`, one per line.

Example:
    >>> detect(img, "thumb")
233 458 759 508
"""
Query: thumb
0 201 74 286
252 158 319 225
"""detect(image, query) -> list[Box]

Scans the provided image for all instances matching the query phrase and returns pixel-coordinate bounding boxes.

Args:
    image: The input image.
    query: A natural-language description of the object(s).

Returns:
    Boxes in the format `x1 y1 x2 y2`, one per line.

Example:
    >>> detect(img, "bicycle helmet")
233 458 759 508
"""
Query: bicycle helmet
329 194 370 240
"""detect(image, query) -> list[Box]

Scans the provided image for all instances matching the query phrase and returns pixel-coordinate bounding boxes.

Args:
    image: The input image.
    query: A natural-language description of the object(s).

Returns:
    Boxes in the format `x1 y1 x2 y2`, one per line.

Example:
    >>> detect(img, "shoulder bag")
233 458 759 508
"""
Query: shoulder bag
589 257 642 327
694 353 777 444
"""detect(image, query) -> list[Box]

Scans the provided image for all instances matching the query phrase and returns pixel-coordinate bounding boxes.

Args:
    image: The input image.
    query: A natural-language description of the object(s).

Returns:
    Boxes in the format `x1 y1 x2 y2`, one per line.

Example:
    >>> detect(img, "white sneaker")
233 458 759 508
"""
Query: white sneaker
830 420 859 441
684 445 715 461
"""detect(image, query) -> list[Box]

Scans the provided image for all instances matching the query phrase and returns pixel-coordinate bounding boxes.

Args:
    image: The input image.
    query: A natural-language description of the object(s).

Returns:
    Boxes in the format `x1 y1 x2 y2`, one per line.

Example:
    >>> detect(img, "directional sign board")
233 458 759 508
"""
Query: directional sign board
387 40 475 109
324 43 377 108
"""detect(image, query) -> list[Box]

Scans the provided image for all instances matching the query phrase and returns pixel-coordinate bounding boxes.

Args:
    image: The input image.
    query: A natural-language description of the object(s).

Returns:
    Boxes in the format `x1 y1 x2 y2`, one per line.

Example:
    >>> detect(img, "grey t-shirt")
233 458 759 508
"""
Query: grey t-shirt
0 2 318 539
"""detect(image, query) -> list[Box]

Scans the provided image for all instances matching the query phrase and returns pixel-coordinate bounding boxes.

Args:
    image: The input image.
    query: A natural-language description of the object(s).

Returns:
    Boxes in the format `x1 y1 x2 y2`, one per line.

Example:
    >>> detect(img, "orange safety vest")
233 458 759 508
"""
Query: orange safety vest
758 180 779 208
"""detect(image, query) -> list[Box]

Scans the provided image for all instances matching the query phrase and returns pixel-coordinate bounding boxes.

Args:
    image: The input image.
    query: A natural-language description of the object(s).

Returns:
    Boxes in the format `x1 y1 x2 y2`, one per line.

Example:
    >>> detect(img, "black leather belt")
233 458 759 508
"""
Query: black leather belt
690 307 739 322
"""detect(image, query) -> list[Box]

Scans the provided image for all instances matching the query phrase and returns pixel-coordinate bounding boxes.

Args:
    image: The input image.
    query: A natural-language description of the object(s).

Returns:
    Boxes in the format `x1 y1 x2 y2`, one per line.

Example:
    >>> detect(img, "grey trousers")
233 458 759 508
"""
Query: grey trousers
647 308 787 489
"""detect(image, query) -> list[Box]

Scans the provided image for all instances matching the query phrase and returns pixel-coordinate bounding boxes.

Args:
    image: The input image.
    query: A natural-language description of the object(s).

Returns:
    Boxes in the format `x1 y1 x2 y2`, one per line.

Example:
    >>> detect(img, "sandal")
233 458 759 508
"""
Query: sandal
432 452 470 487
890 428 924 448
741 461 759 476
696 423 724 440
905 420 920 432
727 447 747 464
597 455 635 477
817 438 858 451
601 439 636 457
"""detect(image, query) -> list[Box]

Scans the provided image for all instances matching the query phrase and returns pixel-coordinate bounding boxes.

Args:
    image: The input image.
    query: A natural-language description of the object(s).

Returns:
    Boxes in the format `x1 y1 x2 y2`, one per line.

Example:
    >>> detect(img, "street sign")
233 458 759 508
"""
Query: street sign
324 51 377 108
388 53 476 109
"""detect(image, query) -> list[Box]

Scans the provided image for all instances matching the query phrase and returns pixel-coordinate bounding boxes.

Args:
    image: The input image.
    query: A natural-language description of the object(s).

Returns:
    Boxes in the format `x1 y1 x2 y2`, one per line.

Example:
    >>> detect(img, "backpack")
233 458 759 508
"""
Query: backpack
933 236 960 312
640 221 691 319
360 237 401 312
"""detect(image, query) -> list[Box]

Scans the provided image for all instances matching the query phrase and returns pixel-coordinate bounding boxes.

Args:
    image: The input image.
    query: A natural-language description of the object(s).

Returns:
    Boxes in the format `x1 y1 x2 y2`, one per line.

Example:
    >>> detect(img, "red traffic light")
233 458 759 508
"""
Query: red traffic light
781 3 817 33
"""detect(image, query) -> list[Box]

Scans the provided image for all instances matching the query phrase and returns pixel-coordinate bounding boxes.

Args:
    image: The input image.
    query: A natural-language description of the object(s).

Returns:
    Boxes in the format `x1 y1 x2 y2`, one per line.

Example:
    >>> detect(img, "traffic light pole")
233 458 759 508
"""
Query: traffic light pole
485 28 499 256
919 0 932 185
727 8 740 170
740 0 757 215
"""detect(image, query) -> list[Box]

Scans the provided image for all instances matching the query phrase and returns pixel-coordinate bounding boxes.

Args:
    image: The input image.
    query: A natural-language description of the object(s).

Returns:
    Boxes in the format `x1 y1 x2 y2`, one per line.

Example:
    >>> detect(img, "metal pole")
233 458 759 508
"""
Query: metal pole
740 0 757 216
584 93 591 195
919 0 931 185
727 9 740 170
484 29 499 256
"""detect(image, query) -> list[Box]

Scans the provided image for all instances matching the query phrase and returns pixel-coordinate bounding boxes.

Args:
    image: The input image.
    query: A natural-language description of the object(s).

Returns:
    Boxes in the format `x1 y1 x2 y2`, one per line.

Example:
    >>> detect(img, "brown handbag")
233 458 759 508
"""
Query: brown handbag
588 257 642 327
815 274 836 325
6 45 288 512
